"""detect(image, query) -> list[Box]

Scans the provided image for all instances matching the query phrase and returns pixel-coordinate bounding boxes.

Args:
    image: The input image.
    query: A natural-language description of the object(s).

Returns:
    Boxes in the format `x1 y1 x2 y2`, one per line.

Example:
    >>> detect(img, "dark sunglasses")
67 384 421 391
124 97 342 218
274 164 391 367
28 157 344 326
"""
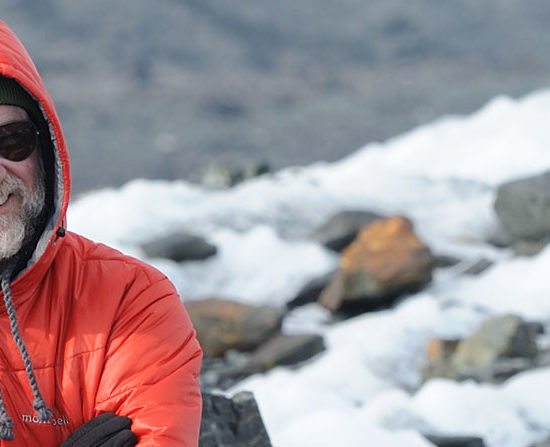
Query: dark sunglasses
0 120 39 162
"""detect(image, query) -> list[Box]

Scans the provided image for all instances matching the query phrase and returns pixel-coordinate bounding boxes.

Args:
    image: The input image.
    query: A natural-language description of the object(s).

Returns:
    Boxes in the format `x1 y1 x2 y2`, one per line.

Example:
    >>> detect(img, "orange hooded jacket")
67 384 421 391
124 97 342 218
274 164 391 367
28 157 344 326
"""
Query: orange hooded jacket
0 21 203 446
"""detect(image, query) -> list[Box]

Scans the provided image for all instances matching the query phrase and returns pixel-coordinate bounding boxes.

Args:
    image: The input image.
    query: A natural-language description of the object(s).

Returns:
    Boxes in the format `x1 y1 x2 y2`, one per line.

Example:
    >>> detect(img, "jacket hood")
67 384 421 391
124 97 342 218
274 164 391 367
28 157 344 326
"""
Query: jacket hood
0 21 70 274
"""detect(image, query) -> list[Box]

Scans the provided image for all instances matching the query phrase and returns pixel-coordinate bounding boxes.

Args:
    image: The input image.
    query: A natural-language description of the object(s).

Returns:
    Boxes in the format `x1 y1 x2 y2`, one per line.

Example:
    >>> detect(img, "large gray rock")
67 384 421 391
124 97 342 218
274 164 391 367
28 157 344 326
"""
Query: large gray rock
422 315 541 383
141 231 217 262
200 333 326 390
311 210 384 252
243 333 325 375
452 314 538 369
200 391 272 447
494 171 550 241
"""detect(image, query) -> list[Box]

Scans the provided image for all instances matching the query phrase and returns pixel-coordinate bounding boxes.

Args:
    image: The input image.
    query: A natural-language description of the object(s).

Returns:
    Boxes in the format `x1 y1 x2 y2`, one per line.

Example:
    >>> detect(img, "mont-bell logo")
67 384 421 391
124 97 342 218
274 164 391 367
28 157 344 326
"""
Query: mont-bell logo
21 413 70 427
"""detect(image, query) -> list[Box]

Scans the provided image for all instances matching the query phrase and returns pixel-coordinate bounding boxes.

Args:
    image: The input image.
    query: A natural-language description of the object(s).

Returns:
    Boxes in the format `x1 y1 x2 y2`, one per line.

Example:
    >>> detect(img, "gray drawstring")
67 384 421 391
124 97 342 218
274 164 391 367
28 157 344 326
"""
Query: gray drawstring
0 271 53 440
0 387 14 440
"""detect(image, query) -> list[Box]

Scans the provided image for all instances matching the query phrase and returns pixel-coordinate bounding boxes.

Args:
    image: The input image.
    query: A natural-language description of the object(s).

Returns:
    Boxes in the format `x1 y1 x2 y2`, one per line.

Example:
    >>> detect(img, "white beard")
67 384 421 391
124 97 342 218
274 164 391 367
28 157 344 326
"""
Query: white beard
0 173 45 260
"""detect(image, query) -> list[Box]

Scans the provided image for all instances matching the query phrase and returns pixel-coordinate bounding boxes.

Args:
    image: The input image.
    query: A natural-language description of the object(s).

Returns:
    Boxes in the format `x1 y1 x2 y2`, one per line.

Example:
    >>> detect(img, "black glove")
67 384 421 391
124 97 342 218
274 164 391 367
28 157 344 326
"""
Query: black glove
62 412 137 447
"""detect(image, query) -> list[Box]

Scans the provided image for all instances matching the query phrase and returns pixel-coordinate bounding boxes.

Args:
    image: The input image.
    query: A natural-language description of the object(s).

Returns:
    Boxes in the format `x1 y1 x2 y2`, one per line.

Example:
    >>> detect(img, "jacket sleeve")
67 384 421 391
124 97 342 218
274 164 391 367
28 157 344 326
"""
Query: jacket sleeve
93 268 203 447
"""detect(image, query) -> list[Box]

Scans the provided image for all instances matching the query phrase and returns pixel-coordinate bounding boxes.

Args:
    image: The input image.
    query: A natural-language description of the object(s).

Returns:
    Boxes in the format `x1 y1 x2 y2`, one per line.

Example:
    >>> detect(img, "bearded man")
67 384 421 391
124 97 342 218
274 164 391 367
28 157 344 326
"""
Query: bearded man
0 22 202 446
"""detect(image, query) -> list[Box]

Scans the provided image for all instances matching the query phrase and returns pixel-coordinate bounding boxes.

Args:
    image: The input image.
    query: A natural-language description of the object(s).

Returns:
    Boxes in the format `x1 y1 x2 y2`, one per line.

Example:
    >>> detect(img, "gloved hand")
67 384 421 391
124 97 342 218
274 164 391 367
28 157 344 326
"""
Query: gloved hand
62 412 137 447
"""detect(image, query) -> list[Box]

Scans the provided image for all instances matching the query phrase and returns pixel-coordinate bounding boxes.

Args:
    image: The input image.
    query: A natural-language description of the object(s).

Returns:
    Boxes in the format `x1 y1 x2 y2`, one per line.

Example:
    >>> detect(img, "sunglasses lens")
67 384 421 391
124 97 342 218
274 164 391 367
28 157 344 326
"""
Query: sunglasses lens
0 121 38 162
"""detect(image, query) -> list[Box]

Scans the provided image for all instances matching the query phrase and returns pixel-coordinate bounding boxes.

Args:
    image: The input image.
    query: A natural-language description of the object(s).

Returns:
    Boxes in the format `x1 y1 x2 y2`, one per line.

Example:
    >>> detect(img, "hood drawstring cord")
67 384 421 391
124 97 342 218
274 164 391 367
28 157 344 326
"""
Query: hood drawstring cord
0 387 14 440
0 271 53 440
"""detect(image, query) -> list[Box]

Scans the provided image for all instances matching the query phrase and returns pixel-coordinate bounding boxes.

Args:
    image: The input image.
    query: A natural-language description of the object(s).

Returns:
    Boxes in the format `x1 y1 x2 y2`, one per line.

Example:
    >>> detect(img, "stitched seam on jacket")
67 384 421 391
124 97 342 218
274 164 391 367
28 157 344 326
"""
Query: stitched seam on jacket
0 345 106 372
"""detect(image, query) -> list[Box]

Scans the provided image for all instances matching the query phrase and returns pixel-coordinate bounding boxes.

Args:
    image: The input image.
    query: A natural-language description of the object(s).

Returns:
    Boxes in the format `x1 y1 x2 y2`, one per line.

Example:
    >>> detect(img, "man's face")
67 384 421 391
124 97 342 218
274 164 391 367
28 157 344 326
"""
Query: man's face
0 105 45 260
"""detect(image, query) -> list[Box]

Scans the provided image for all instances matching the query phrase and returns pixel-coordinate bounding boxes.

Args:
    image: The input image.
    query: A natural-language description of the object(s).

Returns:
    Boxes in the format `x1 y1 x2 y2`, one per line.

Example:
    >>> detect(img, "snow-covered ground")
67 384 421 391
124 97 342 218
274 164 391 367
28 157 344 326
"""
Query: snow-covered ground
68 90 550 446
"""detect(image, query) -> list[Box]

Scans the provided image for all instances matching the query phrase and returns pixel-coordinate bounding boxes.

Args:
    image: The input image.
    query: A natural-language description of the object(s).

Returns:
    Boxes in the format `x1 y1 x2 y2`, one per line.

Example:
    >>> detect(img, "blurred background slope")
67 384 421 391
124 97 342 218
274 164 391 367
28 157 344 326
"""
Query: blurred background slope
3 0 550 194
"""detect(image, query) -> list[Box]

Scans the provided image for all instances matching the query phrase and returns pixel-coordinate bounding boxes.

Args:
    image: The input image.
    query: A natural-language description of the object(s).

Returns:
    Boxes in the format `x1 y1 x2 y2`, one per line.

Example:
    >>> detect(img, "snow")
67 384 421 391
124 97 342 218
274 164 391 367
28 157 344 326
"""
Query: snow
67 88 550 446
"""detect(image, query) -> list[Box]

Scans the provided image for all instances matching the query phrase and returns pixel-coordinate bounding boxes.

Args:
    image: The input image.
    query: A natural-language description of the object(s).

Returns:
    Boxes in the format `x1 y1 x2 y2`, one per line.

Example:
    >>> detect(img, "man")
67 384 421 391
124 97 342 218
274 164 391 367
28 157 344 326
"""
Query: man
0 21 202 446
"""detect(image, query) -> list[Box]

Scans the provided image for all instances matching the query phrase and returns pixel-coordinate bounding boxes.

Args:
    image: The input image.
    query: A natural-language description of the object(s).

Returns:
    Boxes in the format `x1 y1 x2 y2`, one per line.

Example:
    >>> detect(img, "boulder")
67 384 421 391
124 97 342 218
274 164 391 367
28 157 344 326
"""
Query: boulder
452 314 538 369
310 210 385 252
319 216 433 312
186 298 284 357
199 334 326 390
494 170 550 241
422 315 540 383
141 231 217 262
243 333 325 375
200 391 272 447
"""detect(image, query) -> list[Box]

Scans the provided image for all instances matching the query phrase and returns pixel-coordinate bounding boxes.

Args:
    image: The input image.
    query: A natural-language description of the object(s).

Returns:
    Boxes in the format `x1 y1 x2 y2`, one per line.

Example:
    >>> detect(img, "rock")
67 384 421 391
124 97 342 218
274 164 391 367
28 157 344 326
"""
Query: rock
200 391 272 447
200 352 251 391
485 224 514 248
243 333 325 375
462 258 493 275
432 255 493 274
200 334 326 390
514 239 548 257
286 270 336 309
494 170 550 241
452 314 538 369
536 349 550 368
422 338 461 381
433 254 462 268
422 315 540 383
141 231 217 262
186 298 284 357
202 161 270 189
423 434 486 447
310 210 385 252
319 216 433 312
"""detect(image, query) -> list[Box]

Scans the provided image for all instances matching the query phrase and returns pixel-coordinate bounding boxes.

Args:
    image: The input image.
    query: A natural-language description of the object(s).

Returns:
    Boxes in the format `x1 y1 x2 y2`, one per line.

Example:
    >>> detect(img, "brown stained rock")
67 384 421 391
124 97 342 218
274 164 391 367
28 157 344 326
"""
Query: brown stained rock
319 216 433 312
421 338 461 382
425 338 460 360
185 298 284 357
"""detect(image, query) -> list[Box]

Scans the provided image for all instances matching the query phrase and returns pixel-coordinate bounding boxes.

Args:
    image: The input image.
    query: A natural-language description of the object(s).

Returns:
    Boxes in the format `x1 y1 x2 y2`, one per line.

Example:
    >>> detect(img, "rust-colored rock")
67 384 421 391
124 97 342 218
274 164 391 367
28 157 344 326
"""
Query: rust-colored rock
425 338 460 360
319 216 433 312
421 338 461 382
185 298 284 357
